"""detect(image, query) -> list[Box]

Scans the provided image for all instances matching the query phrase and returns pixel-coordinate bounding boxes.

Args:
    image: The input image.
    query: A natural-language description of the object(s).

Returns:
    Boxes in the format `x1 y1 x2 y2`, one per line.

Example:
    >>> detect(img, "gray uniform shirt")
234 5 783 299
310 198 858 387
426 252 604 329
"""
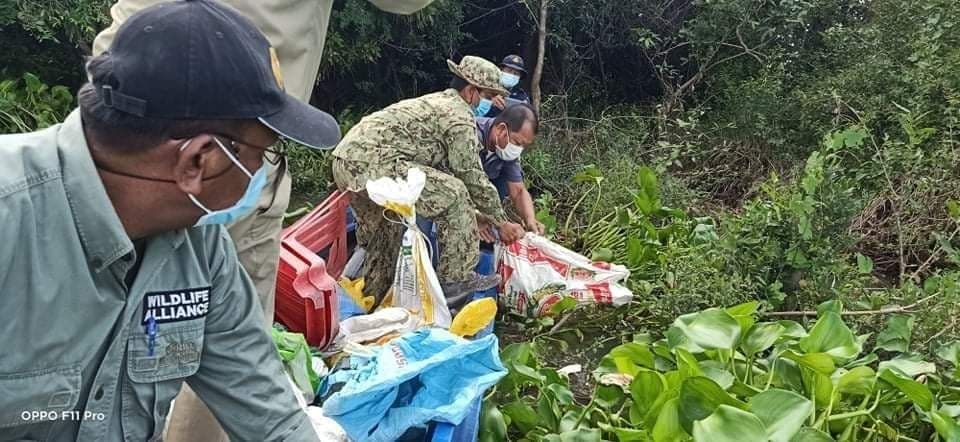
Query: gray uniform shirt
0 111 317 441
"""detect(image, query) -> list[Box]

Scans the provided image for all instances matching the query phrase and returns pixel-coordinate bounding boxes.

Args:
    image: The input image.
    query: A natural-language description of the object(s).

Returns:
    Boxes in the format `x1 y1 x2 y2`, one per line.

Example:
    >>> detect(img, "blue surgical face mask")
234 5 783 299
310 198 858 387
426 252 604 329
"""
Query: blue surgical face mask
501 72 520 89
183 138 269 226
474 98 492 117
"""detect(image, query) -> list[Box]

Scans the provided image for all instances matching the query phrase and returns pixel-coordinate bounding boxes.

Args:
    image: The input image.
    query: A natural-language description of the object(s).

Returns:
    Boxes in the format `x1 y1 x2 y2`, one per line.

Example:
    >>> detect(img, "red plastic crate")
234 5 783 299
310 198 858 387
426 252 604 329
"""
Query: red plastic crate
275 238 340 348
281 190 352 279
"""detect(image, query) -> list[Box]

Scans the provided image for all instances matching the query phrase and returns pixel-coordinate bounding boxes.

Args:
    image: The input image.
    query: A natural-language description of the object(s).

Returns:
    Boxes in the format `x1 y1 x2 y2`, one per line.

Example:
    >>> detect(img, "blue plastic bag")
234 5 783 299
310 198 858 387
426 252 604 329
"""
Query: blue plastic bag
321 328 506 442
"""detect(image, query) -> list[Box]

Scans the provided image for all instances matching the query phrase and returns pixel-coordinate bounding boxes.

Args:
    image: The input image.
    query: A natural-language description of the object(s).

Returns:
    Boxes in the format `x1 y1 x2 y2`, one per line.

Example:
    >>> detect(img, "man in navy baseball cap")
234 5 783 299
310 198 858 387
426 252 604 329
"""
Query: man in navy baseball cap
484 54 532 117
0 1 332 439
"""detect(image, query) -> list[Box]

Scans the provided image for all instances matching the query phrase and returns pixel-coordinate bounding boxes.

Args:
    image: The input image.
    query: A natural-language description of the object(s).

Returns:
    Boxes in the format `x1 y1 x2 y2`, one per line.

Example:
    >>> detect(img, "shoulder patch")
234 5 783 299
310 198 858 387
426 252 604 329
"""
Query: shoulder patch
142 287 212 324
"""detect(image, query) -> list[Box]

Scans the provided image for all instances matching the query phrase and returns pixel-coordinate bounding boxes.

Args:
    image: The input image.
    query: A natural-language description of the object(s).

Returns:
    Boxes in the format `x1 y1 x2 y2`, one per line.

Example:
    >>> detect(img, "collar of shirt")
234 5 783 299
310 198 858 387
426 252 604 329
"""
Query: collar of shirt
475 116 496 151
58 110 185 272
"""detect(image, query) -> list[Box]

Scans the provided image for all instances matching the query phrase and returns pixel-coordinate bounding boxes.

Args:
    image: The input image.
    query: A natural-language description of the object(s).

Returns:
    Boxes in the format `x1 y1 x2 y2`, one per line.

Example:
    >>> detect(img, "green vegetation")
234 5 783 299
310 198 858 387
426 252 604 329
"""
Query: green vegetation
4 0 960 439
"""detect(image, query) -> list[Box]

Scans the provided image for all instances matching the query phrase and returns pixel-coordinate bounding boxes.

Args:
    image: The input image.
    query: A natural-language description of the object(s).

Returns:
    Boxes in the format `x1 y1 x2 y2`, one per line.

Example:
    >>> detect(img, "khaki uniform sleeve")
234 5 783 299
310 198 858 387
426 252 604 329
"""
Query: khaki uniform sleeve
187 228 318 442
445 122 507 223
93 0 162 56
367 0 436 14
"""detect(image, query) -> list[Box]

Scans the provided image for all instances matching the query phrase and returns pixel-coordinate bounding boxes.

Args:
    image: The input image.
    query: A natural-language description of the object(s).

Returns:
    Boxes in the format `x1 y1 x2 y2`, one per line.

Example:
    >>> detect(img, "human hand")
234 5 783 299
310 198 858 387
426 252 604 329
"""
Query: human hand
525 218 545 235
477 218 498 243
492 95 507 110
497 222 526 243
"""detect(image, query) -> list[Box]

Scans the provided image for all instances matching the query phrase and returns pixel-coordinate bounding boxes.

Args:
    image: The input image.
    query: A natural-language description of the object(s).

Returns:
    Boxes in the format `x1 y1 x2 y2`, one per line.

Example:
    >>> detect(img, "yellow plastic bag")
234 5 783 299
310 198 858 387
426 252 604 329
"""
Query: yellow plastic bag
338 277 375 313
449 298 497 337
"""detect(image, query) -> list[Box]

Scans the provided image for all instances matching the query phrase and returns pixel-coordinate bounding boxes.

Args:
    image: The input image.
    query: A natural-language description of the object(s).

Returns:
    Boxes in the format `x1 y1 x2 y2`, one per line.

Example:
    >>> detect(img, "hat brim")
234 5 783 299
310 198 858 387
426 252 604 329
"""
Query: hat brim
259 94 341 150
447 59 509 96
502 63 527 74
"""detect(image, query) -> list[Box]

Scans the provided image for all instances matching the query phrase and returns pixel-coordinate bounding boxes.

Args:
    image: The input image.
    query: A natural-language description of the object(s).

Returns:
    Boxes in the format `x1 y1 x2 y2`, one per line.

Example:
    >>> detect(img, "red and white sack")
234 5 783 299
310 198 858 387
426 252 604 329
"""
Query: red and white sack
498 233 633 317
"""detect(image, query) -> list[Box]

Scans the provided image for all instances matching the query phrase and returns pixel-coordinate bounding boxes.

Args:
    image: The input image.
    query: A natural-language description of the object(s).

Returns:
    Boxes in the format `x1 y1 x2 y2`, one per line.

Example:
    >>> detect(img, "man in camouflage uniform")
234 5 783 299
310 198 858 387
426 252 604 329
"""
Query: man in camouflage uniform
332 56 527 301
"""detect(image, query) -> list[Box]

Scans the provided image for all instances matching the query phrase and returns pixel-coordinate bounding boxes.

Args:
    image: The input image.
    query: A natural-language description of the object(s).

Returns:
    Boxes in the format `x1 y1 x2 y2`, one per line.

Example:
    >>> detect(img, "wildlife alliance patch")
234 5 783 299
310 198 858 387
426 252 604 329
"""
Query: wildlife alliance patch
142 287 212 324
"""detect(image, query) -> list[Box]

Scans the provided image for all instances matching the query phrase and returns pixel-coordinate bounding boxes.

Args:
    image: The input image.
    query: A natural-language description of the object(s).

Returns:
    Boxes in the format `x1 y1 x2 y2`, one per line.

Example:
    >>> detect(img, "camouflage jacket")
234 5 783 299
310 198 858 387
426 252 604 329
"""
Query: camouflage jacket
332 89 507 222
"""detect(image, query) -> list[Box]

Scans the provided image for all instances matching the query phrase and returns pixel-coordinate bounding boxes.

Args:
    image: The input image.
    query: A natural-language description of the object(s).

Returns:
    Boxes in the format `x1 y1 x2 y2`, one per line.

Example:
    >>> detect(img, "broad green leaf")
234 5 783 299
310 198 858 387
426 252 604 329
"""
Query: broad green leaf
941 404 960 418
596 384 625 410
800 367 834 409
549 296 578 315
652 398 684 442
537 394 559 431
501 401 539 433
879 368 934 411
555 428 602 442
937 340 960 377
799 312 861 363
574 164 603 184
667 325 704 353
749 389 814 442
671 308 743 351
878 354 937 378
559 410 580 433
675 348 705 379
547 383 575 406
479 402 508 442
816 300 843 316
636 167 660 208
833 366 876 396
502 342 535 367
790 428 835 442
778 321 808 340
782 351 836 375
598 423 650 442
692 405 766 442
772 357 805 392
513 363 546 384
742 322 784 356
701 366 735 390
631 370 667 417
726 301 759 335
875 314 914 353
932 410 960 442
856 253 874 274
678 377 747 434
845 352 879 368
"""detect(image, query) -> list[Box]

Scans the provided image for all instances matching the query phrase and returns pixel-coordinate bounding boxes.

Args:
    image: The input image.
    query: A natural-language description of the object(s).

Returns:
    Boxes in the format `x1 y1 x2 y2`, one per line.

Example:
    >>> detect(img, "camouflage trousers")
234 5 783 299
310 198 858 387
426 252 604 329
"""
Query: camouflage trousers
332 158 480 300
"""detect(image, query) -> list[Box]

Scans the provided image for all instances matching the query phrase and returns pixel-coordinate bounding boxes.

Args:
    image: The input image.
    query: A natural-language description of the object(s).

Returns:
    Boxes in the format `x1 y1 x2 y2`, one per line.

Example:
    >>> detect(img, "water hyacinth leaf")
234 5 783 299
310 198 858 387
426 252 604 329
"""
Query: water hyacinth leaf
671 308 742 351
941 404 960 418
790 428 835 442
501 401 539 433
800 367 835 409
667 324 704 353
559 410 581 433
679 377 747 433
937 340 960 377
782 350 836 375
816 300 843 316
652 398 685 442
554 428 602 442
879 369 934 411
701 366 735 390
742 322 785 356
479 402 508 442
675 348 705 379
692 405 766 442
547 383 575 406
875 314 914 353
590 247 614 263
598 423 649 442
749 389 814 442
932 410 960 442
778 320 808 340
799 312 861 364
879 354 937 378
772 357 805 392
725 301 759 335
833 366 876 396
631 370 667 417
596 384 626 410
845 352 878 369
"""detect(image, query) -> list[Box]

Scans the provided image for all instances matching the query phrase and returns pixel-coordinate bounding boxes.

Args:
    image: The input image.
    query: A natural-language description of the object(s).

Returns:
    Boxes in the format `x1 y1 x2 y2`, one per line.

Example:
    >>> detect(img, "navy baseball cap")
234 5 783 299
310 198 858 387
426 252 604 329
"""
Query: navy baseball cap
94 0 340 149
501 55 527 74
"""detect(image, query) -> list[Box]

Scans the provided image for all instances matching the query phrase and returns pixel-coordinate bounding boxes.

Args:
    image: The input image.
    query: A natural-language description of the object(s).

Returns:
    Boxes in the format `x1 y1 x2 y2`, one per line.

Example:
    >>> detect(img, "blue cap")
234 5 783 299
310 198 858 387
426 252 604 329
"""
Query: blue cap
500 55 527 75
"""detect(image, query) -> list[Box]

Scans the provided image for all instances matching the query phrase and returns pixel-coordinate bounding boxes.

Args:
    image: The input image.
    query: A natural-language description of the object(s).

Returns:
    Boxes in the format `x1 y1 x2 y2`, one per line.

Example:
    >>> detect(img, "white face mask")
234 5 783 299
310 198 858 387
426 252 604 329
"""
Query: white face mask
494 129 523 161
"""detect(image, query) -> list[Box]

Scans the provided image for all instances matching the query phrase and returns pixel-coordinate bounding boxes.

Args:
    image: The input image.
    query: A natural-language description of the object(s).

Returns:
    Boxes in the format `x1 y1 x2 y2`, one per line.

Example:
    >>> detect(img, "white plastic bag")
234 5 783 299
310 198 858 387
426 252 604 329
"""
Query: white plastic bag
499 233 634 317
334 307 421 347
366 168 452 327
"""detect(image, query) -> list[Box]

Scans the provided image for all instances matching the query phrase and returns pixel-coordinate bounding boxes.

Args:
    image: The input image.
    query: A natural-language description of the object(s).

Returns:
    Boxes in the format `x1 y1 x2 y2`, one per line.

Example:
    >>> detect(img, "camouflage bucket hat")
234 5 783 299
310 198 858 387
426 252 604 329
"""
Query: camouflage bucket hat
447 56 509 96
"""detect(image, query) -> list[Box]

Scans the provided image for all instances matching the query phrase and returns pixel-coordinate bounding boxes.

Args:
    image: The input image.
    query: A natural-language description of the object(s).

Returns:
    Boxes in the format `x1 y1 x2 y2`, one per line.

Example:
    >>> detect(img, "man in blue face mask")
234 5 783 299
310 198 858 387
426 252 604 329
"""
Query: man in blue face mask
484 54 532 118
0 1 339 440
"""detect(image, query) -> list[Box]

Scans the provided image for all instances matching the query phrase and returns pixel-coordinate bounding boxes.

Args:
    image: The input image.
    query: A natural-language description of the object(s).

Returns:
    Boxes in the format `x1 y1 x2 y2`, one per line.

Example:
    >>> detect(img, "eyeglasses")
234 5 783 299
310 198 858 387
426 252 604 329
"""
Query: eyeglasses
213 133 285 166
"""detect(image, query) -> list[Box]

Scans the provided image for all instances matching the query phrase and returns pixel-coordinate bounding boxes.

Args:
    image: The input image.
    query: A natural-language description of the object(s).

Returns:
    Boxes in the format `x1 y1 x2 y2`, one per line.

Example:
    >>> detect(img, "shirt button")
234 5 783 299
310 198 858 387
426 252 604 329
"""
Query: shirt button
94 386 104 400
